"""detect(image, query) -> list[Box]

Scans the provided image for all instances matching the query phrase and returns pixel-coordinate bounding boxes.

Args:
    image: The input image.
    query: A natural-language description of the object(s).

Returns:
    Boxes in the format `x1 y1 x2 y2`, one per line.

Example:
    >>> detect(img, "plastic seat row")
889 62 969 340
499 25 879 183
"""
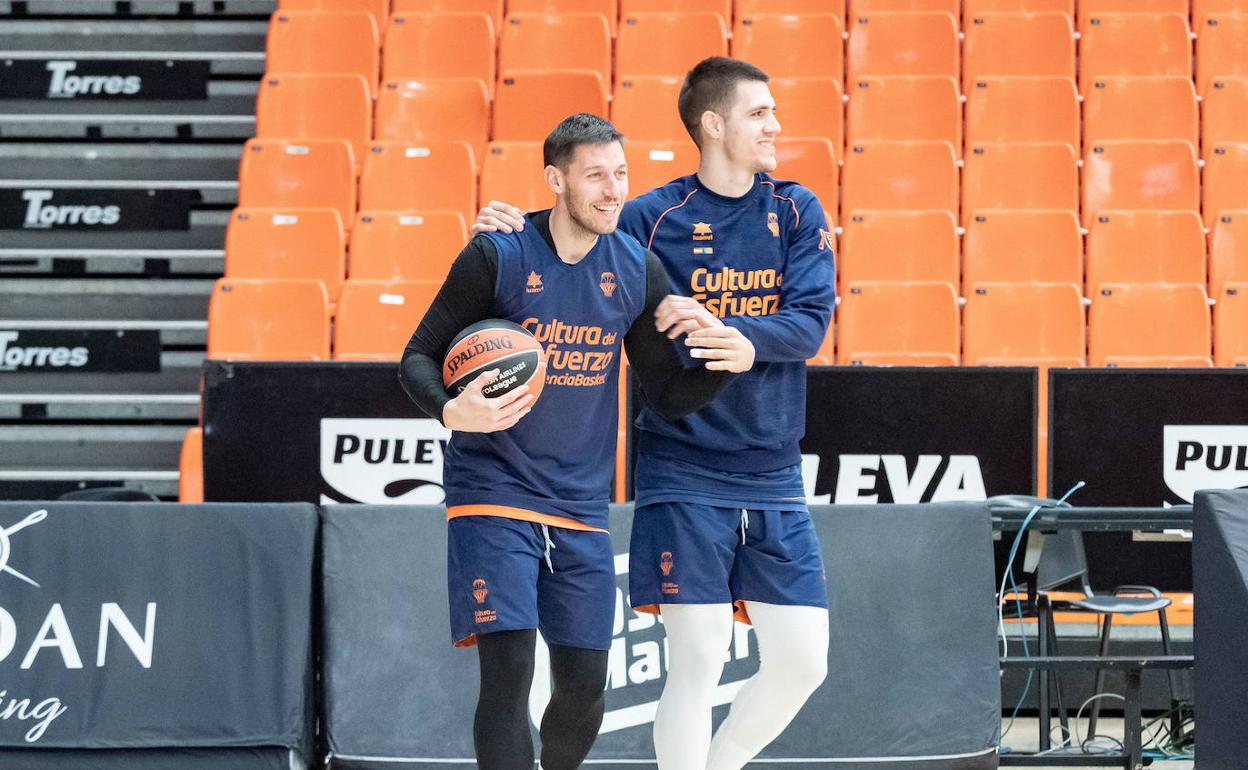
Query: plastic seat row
815 281 1248 368
207 277 439 362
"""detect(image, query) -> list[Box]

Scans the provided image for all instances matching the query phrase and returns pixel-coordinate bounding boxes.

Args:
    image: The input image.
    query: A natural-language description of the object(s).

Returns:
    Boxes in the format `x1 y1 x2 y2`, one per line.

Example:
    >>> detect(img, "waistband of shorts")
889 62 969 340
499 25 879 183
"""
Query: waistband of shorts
446 504 609 533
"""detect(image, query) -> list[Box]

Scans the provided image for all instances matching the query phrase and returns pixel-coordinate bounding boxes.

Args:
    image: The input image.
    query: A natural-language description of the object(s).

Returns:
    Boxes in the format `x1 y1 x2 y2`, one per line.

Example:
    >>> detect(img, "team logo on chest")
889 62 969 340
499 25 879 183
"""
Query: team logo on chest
599 272 617 298
692 222 714 241
767 212 780 238
526 271 543 294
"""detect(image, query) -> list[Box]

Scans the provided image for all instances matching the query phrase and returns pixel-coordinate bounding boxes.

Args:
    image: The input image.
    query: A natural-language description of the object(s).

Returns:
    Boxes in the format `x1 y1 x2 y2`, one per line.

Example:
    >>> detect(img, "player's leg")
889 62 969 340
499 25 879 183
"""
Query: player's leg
629 501 742 769
535 526 617 769
705 602 829 770
653 602 735 768
706 507 830 769
475 629 538 769
539 643 609 769
447 516 545 769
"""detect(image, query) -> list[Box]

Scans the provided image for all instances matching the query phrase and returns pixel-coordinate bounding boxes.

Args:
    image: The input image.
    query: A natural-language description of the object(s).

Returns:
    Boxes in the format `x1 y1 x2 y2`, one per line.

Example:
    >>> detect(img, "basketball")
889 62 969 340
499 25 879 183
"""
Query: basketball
442 319 545 401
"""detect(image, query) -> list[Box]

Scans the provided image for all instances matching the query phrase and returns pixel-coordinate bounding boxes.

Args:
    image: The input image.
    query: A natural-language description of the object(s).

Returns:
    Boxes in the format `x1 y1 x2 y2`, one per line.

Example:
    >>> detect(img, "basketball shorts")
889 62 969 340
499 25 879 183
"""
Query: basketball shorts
628 502 828 618
447 515 616 650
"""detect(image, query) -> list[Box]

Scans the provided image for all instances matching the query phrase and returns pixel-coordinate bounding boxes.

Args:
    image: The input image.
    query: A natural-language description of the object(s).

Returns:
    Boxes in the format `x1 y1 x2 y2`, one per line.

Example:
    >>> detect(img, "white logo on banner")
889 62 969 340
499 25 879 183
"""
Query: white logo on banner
803 453 986 504
21 190 120 229
1163 425 1248 503
0 509 159 743
528 553 753 734
46 60 141 98
0 331 89 372
319 418 452 504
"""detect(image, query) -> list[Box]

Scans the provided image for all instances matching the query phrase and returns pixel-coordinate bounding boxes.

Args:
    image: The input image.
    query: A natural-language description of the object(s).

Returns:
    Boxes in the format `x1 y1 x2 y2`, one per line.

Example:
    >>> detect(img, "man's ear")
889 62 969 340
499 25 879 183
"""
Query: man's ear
699 110 723 143
544 164 564 194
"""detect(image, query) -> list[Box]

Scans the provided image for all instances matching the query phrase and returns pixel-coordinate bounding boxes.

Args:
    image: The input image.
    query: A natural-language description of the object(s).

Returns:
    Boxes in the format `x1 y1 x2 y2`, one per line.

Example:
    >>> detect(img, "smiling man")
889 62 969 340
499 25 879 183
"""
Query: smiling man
398 113 753 770
475 58 837 770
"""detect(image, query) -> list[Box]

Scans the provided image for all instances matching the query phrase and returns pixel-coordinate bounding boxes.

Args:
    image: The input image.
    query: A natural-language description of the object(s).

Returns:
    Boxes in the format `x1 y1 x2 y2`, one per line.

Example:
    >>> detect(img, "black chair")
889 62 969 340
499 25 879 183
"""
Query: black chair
995 495 1177 745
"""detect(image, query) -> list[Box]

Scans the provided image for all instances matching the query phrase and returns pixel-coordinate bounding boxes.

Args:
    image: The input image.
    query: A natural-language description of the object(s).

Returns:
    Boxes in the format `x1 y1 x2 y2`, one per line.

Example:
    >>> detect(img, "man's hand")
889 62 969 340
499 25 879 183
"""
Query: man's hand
470 200 526 236
655 294 721 339
442 368 534 432
686 326 756 372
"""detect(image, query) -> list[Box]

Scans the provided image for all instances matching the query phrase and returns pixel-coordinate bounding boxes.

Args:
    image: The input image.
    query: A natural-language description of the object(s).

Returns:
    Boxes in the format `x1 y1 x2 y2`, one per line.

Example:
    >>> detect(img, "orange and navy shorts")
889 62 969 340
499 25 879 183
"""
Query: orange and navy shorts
629 501 828 620
447 515 615 650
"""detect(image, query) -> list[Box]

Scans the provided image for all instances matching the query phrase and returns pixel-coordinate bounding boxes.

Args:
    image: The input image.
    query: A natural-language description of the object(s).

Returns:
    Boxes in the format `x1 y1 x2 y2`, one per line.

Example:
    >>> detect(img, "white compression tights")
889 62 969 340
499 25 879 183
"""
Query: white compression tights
652 602 830 770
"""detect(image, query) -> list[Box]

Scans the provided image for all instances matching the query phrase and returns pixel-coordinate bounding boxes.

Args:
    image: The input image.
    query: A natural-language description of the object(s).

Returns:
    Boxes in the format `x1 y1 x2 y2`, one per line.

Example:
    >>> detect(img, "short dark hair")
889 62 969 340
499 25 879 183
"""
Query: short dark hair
678 57 770 148
542 113 625 170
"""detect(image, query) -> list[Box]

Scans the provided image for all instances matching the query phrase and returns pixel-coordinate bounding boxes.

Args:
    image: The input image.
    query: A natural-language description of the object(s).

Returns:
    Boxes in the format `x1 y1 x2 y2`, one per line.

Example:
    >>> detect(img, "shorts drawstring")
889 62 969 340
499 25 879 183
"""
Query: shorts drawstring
541 524 556 572
739 509 749 545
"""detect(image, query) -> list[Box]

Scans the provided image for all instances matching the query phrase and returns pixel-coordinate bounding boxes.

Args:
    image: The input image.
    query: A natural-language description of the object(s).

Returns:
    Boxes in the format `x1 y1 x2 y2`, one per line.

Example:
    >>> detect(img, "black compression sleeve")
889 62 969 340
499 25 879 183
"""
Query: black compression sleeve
623 251 737 421
398 237 498 423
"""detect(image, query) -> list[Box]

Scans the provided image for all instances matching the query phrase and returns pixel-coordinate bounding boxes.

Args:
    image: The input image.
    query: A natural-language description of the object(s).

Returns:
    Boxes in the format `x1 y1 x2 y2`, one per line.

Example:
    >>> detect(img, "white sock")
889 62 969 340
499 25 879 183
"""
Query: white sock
705 602 830 770
652 604 736 770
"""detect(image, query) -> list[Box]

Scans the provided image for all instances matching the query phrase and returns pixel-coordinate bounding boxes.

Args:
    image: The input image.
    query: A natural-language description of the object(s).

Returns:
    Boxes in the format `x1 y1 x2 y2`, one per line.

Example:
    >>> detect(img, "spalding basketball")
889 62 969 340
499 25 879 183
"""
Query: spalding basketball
443 319 545 401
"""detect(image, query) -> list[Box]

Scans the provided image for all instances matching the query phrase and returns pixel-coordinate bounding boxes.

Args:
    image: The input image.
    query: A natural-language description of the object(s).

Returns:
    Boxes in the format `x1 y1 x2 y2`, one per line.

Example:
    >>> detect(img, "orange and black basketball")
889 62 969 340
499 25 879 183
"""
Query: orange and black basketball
442 319 545 401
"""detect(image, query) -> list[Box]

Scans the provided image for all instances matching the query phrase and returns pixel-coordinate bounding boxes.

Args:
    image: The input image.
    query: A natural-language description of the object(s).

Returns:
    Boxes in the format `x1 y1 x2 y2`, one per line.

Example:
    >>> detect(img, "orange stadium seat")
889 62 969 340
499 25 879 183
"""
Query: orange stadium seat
265 10 379 90
1082 140 1200 228
837 281 961 365
847 12 959 81
1079 13 1193 94
769 77 844 149
1215 283 1248 366
507 0 618 35
962 143 1079 226
839 210 959 291
616 13 728 80
623 140 700 199
742 0 846 16
382 13 496 95
254 74 372 165
207 278 331 360
964 77 1079 152
1210 211 1248 298
846 76 961 155
276 0 390 30
962 12 1076 92
732 14 845 81
498 13 611 88
374 78 491 167
962 0 1072 18
350 210 467 281
178 427 203 504
225 207 347 303
841 140 958 219
1203 78 1248 158
493 71 608 142
1089 283 1213 367
1085 211 1206 294
773 138 839 211
622 0 729 21
850 0 958 14
1194 0 1248 25
359 141 477 225
1198 15 1248 97
612 76 687 142
1077 0 1189 29
1203 144 1248 230
237 139 356 227
962 209 1083 290
333 280 441 360
480 142 554 213
392 0 503 30
1082 76 1198 149
963 282 1086 366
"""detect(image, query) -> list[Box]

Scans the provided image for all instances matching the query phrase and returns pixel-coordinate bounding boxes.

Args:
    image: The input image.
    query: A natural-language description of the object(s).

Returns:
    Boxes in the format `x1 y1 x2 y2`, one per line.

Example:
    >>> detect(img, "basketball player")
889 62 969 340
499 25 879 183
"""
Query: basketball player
473 58 836 769
399 113 755 770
